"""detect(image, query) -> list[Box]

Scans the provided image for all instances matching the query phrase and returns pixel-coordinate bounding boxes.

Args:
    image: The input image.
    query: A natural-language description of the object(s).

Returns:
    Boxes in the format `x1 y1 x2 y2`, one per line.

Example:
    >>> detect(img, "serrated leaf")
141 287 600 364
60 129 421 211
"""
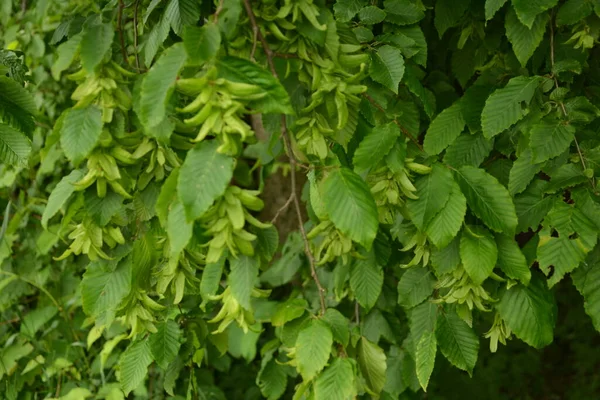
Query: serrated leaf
20 306 58 338
217 56 293 114
397 267 435 308
369 45 405 94
321 168 379 249
149 320 181 369
358 337 387 394
572 246 600 332
228 255 259 310
139 43 187 129
80 23 114 72
557 0 593 25
295 320 333 381
436 311 479 374
496 234 531 285
323 308 350 347
257 359 287 400
271 298 307 327
359 6 386 24
455 166 518 234
350 255 384 310
409 301 438 344
407 164 454 231
178 141 234 221
481 76 541 139
505 8 548 67
183 23 221 65
509 148 542 195
384 0 425 25
200 258 225 301
314 358 355 400
334 0 366 22
512 0 558 28
352 122 400 172
0 123 31 167
403 67 436 118
60 106 103 165
486 0 508 20
530 120 575 163
119 341 153 395
426 181 467 249
166 0 201 35
443 133 494 168
497 275 556 348
460 225 498 284
545 163 587 193
416 331 437 391
167 199 193 257
51 34 82 80
423 102 465 155
434 0 471 37
42 170 84 228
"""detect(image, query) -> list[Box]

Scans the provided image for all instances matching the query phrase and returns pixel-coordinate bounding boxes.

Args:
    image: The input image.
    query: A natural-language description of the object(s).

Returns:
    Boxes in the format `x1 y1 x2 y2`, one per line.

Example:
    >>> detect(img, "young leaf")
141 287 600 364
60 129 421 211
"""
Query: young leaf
455 166 518 234
60 106 103 165
423 102 465 155
407 164 454 231
460 225 498 284
352 122 400 172
350 257 384 310
397 267 436 308
149 320 181 369
497 275 556 348
358 337 387 394
228 255 259 310
495 234 531 285
314 358 355 400
436 311 479 374
505 9 548 67
416 331 437 391
321 167 379 249
119 341 153 395
178 141 234 221
481 76 541 139
369 45 405 93
530 120 576 163
426 181 467 249
295 319 333 381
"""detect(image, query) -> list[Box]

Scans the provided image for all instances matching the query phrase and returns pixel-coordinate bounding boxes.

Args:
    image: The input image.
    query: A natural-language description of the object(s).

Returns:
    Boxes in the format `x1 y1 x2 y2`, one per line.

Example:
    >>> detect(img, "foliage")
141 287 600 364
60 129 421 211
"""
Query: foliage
2 0 600 398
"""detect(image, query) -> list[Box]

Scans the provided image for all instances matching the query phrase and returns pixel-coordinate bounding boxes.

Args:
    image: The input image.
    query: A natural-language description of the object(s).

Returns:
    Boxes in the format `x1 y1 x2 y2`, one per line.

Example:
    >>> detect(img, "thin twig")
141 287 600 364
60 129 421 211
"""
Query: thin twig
362 93 425 152
271 193 294 224
354 302 360 324
133 0 141 70
0 317 19 326
117 0 129 65
242 0 327 315
213 0 225 22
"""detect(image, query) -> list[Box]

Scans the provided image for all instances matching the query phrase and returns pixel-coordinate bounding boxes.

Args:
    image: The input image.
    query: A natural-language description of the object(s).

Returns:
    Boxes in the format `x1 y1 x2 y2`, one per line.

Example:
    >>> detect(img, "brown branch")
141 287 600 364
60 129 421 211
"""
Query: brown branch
242 0 327 315
270 193 294 224
362 93 425 152
213 0 225 22
117 0 129 66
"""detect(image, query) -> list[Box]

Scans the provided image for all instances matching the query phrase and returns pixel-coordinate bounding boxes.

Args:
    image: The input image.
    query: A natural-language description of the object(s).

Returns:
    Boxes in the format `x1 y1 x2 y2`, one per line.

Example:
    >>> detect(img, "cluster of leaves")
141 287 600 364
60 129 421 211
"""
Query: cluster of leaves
2 0 600 399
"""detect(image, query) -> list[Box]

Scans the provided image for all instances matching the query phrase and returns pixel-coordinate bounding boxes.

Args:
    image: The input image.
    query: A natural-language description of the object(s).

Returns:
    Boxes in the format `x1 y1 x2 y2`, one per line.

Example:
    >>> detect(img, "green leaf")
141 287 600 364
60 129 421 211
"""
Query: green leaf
416 331 437 391
20 306 58 338
42 170 84 228
369 45 405 94
509 148 542 195
436 310 479 374
0 76 37 126
352 122 400 172
183 23 221 65
217 56 293 114
460 226 498 284
149 320 181 369
0 123 31 167
443 133 494 168
271 298 307 327
60 106 103 165
455 166 518 234
358 337 387 395
229 255 259 310
321 167 379 249
139 43 187 129
407 164 454 231
314 358 355 400
51 34 82 80
384 0 425 25
359 6 387 24
486 0 508 20
512 0 558 28
397 267 436 308
545 163 587 193
497 275 556 348
426 181 467 249
409 301 438 344
350 256 384 310
257 359 287 400
481 76 541 139
323 308 350 347
178 141 234 221
295 319 333 381
572 246 600 332
200 258 225 301
166 0 201 35
119 340 153 395
423 102 465 155
434 0 471 37
167 199 193 256
514 180 556 231
505 8 548 67
495 234 531 285
82 257 131 328
334 0 366 22
530 120 575 163
557 0 593 25
80 23 114 72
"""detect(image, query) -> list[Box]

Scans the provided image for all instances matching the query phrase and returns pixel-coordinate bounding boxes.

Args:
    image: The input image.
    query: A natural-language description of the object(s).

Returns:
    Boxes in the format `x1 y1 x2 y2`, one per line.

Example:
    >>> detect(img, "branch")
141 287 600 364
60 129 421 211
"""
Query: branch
270 193 294 224
242 0 327 314
117 0 129 66
133 0 142 70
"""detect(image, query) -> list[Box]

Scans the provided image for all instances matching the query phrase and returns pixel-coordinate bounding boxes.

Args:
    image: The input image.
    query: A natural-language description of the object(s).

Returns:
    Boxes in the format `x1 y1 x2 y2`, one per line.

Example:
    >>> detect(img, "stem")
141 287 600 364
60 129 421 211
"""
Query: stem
133 0 141 70
270 193 294 224
242 0 327 315
117 0 129 65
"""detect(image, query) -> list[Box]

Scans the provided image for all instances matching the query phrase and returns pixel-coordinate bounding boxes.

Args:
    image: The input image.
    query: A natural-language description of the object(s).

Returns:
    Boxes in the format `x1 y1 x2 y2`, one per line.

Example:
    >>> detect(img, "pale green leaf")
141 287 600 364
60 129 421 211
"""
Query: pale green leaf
295 320 333 381
571 246 600 332
314 358 355 400
434 0 470 37
60 106 103 165
497 275 556 348
183 23 221 65
512 0 558 28
407 164 454 231
149 320 181 369
443 133 494 168
369 45 405 94
178 141 234 221
495 234 531 285
167 199 193 255
51 33 82 80
119 341 153 395
530 120 575 163
460 226 498 284
397 267 435 308
350 256 384 310
416 331 437 391
426 181 467 249
321 168 379 249
486 0 508 20
0 123 31 167
481 76 541 139
352 122 400 172
423 102 465 155
80 23 114 72
229 255 259 310
505 8 548 67
358 337 387 395
42 170 84 229
436 311 479 374
455 166 518 234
